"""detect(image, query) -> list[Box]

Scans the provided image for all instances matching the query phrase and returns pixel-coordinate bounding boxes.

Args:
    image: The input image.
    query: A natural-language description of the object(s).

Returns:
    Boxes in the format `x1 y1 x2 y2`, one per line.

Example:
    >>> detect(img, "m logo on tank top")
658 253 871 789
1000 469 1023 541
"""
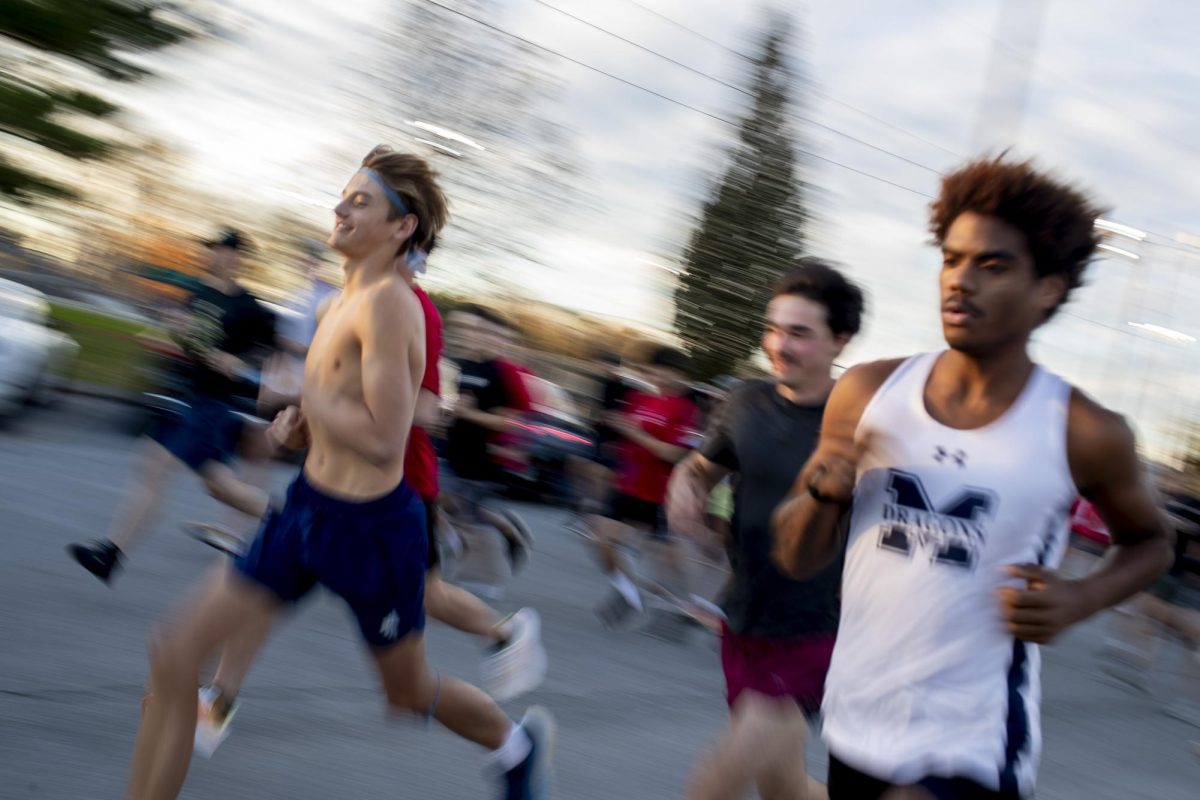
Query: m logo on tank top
878 469 997 569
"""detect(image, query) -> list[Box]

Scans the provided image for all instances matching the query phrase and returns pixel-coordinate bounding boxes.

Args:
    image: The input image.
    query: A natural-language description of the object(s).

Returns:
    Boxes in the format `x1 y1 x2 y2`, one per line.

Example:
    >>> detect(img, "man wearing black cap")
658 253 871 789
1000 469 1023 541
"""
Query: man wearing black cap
68 228 278 583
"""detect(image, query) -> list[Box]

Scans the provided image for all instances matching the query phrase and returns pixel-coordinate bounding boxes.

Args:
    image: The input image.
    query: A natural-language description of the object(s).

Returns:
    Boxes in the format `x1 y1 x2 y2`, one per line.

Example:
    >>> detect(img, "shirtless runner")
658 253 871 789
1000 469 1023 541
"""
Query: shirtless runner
124 147 552 800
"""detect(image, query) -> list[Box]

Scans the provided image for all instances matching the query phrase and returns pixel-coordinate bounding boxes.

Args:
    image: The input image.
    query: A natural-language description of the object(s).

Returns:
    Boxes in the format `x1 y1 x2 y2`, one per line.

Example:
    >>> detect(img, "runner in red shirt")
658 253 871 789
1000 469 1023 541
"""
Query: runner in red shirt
591 345 701 628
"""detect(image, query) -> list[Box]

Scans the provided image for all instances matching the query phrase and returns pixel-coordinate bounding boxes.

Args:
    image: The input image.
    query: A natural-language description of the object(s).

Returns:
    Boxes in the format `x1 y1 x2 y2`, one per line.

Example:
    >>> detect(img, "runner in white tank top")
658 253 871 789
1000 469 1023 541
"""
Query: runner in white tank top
827 352 1075 793
772 157 1173 800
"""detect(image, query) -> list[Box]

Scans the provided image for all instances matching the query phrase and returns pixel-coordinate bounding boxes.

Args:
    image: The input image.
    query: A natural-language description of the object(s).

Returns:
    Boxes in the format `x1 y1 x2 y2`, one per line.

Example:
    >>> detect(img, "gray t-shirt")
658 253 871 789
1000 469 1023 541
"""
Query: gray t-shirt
701 379 842 638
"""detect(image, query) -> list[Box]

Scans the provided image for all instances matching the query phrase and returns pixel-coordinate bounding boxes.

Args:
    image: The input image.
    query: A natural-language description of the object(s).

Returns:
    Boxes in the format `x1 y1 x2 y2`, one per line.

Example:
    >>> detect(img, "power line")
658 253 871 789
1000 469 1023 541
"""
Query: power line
812 89 962 158
532 0 744 95
420 0 933 197
614 0 748 61
532 0 943 175
613 0 962 159
423 0 730 124
927 0 1200 163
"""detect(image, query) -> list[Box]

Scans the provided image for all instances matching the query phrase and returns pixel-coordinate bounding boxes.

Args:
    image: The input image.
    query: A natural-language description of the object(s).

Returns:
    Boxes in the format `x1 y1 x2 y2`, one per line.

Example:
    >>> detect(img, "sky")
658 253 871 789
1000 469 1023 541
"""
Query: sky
19 0 1200 459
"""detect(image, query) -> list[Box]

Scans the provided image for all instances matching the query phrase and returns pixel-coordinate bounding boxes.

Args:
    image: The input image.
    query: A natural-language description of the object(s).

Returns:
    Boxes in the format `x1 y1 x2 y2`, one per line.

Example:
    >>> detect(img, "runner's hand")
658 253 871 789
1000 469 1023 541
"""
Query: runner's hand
796 435 862 507
665 461 709 538
453 393 477 418
267 405 309 450
259 353 302 410
996 564 1089 644
207 350 246 379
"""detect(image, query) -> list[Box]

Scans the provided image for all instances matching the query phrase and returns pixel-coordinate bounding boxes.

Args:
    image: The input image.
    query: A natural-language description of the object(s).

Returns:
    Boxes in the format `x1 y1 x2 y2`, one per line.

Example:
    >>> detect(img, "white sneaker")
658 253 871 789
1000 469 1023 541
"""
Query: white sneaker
194 685 239 758
482 608 548 702
183 522 248 557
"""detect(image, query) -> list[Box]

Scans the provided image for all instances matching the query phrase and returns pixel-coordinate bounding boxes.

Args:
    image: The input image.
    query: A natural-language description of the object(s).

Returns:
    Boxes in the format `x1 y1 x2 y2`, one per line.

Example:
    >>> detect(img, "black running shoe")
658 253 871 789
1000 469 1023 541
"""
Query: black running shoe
67 539 122 584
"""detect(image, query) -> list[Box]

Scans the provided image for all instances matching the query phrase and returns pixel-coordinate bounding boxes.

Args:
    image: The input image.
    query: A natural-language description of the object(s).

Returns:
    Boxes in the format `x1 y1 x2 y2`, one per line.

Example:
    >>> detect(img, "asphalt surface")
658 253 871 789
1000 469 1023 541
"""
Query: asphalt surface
0 397 1196 799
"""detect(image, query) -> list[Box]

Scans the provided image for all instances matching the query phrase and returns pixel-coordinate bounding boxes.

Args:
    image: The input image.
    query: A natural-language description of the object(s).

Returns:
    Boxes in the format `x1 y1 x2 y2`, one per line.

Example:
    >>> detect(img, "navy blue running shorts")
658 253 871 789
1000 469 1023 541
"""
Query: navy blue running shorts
149 394 243 472
234 472 428 647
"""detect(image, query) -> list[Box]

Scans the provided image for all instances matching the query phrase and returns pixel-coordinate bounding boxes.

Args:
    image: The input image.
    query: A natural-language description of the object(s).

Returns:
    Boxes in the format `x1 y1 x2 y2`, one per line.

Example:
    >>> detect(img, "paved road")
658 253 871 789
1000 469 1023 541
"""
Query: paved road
1 398 1196 799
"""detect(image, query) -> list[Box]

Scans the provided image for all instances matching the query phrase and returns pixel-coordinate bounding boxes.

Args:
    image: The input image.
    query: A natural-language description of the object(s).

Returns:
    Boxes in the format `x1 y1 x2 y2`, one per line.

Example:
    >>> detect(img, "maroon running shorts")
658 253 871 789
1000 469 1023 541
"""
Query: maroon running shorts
720 625 835 715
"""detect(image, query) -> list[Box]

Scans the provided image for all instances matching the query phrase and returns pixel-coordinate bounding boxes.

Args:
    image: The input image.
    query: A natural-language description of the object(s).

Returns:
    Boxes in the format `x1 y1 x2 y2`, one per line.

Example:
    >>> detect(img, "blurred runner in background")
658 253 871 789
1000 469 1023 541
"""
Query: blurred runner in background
68 229 277 583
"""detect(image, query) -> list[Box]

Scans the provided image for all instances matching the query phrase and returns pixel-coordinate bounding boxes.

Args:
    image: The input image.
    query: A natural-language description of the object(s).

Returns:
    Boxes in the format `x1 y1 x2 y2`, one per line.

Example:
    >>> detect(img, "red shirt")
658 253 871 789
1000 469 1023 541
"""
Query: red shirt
615 391 701 504
489 359 534 472
1070 497 1110 546
404 285 442 501
494 359 533 412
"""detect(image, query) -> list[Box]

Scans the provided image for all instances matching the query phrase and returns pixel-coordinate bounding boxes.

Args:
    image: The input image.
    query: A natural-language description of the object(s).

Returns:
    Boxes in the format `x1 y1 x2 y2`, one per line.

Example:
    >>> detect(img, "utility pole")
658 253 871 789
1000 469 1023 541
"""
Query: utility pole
971 0 1050 152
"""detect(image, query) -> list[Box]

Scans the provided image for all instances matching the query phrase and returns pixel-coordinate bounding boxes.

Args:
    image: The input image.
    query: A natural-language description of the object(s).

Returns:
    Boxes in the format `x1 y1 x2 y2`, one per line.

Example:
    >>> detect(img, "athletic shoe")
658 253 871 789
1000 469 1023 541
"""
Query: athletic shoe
194 685 239 758
67 539 122 584
500 706 556 800
639 608 693 643
438 514 466 560
562 513 593 541
182 522 247 557
679 596 726 635
482 609 548 702
595 589 641 630
1163 700 1200 730
498 509 533 573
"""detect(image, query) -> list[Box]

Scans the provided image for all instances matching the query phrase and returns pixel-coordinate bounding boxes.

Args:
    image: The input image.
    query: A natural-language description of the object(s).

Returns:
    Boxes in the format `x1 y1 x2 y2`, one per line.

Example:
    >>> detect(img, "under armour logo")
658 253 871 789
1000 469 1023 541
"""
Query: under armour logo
933 446 967 467
379 610 400 641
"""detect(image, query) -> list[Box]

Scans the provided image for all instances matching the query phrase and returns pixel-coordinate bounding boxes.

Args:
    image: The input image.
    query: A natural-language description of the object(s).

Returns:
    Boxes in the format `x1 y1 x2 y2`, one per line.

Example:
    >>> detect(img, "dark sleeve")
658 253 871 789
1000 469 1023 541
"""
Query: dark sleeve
699 392 739 471
257 303 277 349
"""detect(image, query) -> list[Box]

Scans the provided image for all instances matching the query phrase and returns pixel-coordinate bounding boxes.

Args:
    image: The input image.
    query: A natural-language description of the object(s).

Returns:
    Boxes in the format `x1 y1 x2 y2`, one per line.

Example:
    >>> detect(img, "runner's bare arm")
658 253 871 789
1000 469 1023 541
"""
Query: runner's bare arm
453 399 521 433
998 391 1173 643
609 414 690 463
414 387 440 430
303 286 421 467
666 453 729 538
772 359 900 580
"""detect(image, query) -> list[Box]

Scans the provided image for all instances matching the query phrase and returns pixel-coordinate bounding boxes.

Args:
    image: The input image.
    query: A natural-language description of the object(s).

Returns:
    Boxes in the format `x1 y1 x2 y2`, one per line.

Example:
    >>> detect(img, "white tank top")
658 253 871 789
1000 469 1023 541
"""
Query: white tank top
822 352 1077 796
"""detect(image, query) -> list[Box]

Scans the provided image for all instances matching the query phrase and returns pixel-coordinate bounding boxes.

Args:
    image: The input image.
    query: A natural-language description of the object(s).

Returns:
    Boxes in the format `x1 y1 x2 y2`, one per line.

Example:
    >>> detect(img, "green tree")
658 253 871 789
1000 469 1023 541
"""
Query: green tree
0 0 190 202
673 19 807 379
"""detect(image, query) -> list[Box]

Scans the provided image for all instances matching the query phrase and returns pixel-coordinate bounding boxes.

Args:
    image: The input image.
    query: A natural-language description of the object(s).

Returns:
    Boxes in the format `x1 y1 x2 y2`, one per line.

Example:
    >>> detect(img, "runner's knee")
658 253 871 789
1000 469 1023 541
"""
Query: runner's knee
201 470 232 503
383 670 437 714
147 629 202 687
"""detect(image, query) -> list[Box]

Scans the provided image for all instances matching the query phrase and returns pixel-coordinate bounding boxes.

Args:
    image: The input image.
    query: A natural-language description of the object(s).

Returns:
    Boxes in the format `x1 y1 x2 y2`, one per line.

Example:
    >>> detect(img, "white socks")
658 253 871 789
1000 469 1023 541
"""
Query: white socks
492 723 533 771
608 571 643 610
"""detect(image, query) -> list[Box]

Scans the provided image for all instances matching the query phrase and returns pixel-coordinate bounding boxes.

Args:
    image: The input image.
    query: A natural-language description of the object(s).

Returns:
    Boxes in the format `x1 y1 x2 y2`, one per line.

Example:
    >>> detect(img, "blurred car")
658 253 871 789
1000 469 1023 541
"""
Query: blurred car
0 278 79 418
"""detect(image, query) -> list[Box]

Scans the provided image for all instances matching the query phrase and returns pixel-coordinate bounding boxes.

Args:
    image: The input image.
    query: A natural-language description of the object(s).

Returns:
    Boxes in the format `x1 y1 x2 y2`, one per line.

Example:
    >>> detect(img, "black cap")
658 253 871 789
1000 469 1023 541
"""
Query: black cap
649 345 688 373
203 228 251 251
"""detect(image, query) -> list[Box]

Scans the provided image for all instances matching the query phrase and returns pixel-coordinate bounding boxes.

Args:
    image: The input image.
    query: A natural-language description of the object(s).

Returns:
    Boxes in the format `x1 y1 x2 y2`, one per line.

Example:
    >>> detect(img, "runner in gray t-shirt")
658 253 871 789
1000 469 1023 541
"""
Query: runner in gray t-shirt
666 259 865 800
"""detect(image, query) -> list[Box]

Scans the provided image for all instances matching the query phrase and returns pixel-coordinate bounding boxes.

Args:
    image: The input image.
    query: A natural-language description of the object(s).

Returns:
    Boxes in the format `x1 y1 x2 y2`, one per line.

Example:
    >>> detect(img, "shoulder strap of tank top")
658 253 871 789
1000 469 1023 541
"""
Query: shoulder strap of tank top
855 352 938 440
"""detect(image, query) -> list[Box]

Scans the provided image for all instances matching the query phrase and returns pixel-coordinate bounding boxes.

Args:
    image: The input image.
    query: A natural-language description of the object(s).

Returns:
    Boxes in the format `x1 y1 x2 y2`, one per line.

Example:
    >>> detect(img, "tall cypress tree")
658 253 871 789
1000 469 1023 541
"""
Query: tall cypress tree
674 20 806 379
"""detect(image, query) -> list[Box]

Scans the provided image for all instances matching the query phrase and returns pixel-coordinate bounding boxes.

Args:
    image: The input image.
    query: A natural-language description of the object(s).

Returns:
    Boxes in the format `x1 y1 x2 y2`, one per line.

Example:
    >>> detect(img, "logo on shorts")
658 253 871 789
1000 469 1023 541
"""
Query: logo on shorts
379 610 400 641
